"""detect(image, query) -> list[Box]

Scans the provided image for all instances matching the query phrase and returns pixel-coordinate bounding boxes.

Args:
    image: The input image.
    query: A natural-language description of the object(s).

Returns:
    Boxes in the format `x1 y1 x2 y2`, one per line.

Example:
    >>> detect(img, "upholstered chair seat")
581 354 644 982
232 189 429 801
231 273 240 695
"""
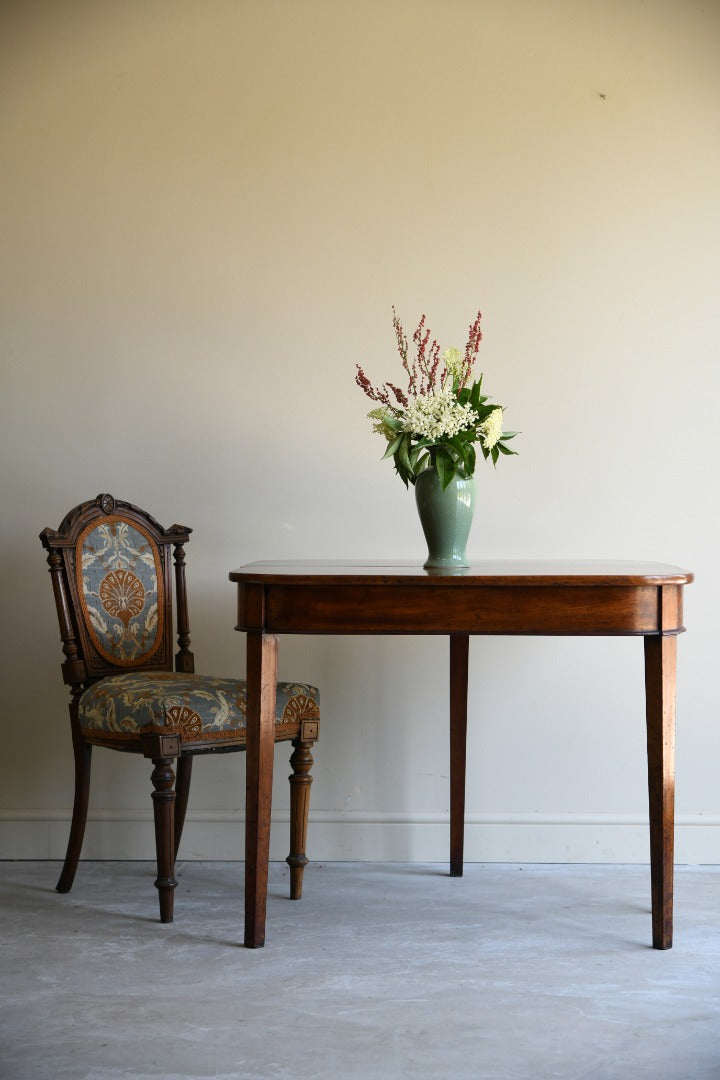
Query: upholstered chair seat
79 672 320 745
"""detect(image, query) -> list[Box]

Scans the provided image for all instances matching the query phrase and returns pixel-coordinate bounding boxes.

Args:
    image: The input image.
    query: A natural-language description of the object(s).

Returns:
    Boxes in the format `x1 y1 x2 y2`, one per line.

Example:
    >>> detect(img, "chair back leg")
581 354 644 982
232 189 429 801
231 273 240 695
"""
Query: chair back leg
173 755 193 860
56 734 92 894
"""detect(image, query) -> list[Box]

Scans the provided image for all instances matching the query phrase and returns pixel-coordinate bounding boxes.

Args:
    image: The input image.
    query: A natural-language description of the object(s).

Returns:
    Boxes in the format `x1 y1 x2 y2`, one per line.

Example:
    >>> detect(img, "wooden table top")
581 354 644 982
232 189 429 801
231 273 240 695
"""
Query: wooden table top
230 560 693 587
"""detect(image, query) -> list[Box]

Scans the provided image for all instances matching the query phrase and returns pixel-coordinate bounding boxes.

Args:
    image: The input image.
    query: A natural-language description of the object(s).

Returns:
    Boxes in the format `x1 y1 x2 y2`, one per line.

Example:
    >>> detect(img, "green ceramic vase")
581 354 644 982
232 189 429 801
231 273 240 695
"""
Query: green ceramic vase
414 468 475 570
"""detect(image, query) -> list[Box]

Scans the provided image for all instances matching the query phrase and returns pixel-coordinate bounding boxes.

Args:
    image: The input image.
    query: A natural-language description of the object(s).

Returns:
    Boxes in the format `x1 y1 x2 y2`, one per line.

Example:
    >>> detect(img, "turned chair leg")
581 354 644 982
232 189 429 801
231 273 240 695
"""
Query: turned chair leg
286 725 317 901
149 757 178 923
56 735 92 894
174 755 193 860
142 733 180 923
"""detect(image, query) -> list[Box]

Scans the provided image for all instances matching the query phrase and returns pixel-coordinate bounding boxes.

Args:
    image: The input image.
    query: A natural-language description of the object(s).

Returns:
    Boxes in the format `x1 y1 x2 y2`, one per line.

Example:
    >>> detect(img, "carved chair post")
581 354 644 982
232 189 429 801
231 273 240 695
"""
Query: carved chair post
42 543 92 893
171 536 194 860
286 718 319 900
43 545 88 694
173 540 195 674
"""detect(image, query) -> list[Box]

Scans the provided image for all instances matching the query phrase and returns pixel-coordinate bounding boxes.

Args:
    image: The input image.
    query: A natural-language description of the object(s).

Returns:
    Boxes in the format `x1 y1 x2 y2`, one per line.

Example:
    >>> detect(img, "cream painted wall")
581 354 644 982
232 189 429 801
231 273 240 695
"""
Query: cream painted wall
2 0 719 864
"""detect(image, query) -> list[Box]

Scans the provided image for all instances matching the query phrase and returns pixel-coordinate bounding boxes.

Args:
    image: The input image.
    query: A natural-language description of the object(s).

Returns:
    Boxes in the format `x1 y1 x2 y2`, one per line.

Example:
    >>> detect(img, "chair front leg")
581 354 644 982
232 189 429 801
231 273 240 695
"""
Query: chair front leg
286 719 318 900
142 733 180 923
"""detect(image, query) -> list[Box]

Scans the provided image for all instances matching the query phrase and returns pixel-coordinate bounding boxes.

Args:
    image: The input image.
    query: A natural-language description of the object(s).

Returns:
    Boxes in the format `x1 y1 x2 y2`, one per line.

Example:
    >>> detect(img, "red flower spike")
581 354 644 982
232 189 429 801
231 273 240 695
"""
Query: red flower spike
388 382 409 408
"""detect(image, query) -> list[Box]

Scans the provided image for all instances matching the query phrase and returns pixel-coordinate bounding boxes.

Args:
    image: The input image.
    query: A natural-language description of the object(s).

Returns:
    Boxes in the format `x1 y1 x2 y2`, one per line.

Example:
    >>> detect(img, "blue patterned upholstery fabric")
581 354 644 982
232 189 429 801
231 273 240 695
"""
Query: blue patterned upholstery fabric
76 518 163 666
79 672 320 743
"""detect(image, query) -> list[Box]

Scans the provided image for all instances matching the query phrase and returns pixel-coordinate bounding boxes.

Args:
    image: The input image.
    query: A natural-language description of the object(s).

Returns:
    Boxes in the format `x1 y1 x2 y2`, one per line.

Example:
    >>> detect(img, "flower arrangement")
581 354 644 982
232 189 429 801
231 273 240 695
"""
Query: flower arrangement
356 309 518 488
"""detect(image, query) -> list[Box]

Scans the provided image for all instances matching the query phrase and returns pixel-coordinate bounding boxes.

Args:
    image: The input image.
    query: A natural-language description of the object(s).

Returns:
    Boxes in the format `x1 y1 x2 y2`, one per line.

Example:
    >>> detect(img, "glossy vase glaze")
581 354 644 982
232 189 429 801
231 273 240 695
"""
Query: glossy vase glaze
414 468 475 570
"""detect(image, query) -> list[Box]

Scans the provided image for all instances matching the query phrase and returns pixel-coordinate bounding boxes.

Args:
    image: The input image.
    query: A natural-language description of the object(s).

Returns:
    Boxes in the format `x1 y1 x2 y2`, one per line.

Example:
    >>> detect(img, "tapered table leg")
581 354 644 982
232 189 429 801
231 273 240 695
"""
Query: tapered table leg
244 631 278 948
450 634 469 877
644 633 676 950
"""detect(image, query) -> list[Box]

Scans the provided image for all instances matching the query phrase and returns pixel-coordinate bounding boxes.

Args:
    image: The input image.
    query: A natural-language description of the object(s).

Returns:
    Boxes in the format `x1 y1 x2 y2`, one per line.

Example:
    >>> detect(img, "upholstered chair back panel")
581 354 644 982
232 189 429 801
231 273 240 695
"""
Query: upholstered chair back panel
41 496 183 684
76 517 165 668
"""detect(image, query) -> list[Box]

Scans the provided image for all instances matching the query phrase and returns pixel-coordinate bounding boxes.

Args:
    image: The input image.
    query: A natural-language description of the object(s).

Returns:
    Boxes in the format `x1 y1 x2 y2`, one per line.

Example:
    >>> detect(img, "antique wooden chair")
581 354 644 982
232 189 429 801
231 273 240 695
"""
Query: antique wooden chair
40 493 319 923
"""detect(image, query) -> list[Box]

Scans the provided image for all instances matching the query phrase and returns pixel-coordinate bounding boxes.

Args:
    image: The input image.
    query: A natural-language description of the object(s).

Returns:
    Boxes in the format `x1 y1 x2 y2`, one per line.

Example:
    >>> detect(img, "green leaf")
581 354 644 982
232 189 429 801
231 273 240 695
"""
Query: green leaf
395 466 410 488
383 435 404 460
471 374 484 401
435 447 454 488
397 435 413 475
491 445 499 466
394 445 413 487
496 441 517 456
413 449 431 476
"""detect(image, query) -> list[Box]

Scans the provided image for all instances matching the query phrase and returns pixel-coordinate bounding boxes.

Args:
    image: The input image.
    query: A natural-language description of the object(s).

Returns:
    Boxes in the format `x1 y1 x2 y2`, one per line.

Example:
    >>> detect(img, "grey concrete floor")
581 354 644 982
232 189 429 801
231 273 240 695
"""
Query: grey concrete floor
1 862 719 1080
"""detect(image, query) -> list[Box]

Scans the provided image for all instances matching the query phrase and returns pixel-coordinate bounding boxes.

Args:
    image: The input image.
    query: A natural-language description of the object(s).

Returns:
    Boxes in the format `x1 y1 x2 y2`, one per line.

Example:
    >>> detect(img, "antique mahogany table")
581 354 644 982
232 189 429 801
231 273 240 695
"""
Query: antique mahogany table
229 560 693 950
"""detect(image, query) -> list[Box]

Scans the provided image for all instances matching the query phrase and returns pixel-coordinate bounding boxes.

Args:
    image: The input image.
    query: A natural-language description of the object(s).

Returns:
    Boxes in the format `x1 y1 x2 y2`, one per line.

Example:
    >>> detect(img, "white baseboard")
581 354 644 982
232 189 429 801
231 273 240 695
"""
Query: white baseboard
1 809 718 863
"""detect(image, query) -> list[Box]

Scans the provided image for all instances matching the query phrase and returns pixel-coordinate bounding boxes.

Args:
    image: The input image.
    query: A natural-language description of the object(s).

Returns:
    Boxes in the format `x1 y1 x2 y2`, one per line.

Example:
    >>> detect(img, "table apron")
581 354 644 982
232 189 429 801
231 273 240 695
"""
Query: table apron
236 583 684 636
